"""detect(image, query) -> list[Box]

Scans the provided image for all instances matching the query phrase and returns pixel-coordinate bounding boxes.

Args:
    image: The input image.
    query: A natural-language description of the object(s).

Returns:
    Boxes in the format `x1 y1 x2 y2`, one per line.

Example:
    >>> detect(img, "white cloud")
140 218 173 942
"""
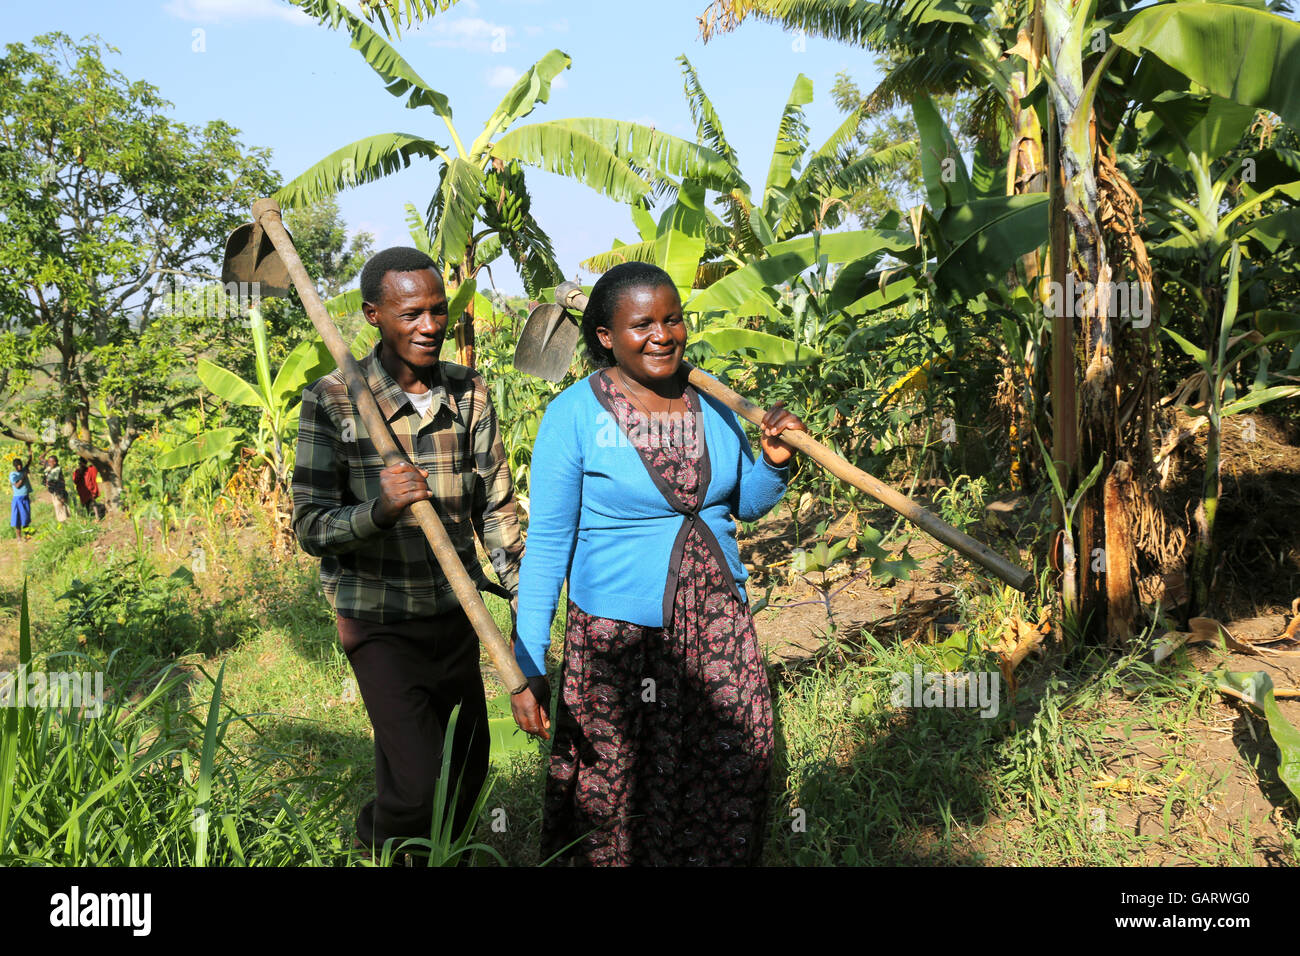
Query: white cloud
426 16 514 52
484 66 564 90
549 18 569 33
162 0 313 24
486 65 522 88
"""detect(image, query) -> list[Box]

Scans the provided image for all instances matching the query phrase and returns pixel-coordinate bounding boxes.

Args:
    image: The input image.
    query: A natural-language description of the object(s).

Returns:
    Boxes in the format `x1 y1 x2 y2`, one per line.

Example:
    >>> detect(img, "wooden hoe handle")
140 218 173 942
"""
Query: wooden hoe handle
252 198 527 694
554 282 1034 594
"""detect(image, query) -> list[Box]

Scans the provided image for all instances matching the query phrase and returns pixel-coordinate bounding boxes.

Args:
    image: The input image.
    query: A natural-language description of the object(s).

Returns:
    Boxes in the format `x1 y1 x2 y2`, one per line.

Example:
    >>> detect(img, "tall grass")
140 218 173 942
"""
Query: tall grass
22 513 101 577
0 579 349 864
0 576 514 866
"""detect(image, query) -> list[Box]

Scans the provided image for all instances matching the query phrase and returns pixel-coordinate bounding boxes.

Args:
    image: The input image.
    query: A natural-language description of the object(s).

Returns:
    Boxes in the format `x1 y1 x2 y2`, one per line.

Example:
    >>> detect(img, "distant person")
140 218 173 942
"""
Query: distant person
43 455 70 523
10 454 33 541
73 462 104 518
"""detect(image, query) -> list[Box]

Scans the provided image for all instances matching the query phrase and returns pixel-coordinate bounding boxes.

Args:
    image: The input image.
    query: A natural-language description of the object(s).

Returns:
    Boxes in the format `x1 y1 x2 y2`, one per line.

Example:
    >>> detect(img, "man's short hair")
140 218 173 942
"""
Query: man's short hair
360 247 440 306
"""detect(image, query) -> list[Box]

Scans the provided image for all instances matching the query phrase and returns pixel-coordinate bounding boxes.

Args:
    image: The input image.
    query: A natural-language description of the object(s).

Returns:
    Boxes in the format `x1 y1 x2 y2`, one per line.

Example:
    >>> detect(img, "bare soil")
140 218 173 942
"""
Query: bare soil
739 408 1300 865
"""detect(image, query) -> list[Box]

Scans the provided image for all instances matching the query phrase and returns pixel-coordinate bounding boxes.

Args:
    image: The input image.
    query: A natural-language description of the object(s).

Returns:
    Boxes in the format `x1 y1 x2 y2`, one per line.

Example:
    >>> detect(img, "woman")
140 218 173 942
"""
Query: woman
43 456 70 523
73 461 103 518
511 262 806 865
10 454 33 541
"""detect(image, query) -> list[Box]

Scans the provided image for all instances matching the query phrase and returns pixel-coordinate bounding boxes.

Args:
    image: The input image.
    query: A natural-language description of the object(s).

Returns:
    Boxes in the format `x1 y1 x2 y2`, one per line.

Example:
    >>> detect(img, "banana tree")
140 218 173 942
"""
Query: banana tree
1138 89 1300 621
699 0 1300 645
159 307 334 515
695 0 1059 491
583 59 917 285
696 0 1049 225
1092 1 1300 622
1163 246 1300 613
284 0 736 369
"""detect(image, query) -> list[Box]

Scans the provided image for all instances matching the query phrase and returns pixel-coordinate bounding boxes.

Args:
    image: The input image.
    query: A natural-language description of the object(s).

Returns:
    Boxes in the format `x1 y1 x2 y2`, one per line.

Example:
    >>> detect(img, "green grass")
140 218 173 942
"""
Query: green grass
760 612 1298 866
2 505 1296 866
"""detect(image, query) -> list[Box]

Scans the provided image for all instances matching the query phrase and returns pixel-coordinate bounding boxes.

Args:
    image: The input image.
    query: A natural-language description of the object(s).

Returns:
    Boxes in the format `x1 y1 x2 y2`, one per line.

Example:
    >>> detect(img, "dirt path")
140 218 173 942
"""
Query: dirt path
0 530 36 672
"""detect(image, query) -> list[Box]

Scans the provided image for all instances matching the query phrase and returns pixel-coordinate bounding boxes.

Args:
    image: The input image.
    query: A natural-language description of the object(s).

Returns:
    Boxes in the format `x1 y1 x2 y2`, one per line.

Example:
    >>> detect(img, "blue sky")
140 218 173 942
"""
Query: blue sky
2 0 886 295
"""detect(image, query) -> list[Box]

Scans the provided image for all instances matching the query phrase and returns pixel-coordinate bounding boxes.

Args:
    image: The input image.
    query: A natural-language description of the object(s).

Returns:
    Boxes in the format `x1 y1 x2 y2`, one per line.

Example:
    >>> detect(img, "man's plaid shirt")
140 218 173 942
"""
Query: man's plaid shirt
291 342 524 621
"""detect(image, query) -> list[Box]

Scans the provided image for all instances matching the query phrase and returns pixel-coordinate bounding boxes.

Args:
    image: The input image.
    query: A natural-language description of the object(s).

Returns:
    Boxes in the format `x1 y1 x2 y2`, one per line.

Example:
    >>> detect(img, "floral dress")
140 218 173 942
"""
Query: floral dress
540 370 775 866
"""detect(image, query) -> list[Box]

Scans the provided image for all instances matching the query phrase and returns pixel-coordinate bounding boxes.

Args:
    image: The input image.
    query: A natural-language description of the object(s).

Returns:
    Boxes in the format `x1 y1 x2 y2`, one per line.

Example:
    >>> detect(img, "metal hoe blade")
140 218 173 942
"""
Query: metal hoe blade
222 222 293 300
513 302 580 382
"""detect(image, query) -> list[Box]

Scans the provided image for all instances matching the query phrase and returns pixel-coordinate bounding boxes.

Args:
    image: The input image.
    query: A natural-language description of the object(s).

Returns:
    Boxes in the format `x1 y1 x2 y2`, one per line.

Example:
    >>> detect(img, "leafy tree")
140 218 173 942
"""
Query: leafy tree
830 68 975 226
285 195 373 300
0 33 278 509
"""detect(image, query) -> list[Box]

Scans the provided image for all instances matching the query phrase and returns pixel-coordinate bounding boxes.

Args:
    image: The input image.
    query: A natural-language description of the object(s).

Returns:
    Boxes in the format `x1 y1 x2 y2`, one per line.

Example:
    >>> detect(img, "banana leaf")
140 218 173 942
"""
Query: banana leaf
690 327 822 366
197 360 264 410
157 428 244 470
1215 670 1300 802
654 180 708 299
913 92 971 212
272 338 337 409
934 194 1048 304
1112 3 1300 130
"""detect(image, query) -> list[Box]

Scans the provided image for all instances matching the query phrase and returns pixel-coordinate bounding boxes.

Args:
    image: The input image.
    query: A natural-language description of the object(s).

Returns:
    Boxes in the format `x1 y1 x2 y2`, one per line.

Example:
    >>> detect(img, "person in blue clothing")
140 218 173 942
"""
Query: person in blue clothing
10 453 33 541
511 262 806 866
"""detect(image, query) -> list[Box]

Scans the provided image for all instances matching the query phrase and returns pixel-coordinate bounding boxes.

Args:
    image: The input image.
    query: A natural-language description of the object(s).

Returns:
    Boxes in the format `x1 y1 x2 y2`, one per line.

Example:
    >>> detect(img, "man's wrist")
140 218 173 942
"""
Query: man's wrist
354 498 390 536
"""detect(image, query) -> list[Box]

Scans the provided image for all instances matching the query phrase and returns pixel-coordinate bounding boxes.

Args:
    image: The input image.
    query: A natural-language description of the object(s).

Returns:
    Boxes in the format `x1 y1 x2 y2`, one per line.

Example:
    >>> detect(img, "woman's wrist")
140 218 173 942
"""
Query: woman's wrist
760 448 791 470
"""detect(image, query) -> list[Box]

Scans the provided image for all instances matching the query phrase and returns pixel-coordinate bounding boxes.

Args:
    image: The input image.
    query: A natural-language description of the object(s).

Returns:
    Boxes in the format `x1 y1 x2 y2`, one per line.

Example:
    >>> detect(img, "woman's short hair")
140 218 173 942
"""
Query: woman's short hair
581 261 678 368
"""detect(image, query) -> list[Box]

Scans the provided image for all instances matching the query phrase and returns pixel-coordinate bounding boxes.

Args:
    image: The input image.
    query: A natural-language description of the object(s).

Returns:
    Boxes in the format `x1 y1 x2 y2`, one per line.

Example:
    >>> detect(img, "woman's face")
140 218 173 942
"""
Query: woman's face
596 283 687 388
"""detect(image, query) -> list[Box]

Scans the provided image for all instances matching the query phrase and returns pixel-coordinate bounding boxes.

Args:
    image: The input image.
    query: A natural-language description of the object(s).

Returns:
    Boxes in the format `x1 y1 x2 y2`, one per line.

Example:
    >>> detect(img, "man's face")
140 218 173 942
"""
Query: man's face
363 268 448 370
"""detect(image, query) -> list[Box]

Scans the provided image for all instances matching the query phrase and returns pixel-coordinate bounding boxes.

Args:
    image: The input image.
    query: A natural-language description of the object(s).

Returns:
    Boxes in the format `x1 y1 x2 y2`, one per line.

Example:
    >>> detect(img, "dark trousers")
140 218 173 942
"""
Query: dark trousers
336 608 490 852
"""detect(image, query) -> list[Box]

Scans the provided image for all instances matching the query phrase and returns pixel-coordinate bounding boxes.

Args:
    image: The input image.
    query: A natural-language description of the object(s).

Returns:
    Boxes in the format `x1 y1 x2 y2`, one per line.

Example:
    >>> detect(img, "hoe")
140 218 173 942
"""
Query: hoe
515 281 1035 594
223 198 527 694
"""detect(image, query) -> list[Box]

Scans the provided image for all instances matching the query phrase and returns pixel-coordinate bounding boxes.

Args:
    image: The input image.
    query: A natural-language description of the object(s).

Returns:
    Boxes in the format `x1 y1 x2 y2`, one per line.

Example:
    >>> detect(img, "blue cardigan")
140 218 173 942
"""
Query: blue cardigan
514 371 789 677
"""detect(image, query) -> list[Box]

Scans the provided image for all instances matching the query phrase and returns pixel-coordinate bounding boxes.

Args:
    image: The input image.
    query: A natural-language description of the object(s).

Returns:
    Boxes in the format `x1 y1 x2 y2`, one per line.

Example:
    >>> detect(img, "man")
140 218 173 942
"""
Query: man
291 247 525 862
43 455 70 523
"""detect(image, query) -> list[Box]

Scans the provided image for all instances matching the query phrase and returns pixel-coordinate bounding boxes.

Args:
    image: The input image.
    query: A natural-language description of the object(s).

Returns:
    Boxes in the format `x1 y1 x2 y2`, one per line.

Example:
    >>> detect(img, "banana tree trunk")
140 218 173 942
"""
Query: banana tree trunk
456 295 476 369
1045 0 1135 645
1009 63 1047 491
1191 413 1221 613
1190 257 1225 614
447 259 477 370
